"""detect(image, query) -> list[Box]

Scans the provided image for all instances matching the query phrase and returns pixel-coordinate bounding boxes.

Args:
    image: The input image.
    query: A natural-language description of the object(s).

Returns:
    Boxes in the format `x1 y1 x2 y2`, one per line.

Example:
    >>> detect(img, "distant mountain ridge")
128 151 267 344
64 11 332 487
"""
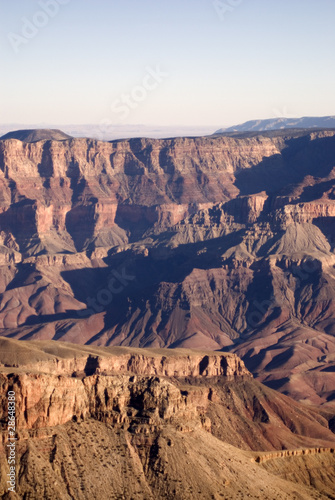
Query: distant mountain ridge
0 128 72 143
216 116 335 133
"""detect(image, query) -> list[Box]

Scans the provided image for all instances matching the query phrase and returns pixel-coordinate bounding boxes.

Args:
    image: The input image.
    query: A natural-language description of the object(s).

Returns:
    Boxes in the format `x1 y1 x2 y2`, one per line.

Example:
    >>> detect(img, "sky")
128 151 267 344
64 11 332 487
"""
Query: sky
0 0 335 129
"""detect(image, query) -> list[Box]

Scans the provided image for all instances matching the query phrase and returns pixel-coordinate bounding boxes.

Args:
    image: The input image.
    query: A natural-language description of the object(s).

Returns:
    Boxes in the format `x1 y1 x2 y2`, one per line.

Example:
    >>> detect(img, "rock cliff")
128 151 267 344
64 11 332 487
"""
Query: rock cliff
1 341 335 499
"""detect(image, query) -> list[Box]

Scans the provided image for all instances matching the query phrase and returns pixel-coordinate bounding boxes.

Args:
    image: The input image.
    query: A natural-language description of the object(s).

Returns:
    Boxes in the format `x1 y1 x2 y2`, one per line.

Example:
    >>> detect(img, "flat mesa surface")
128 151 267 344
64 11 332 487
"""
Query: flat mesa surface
0 337 234 368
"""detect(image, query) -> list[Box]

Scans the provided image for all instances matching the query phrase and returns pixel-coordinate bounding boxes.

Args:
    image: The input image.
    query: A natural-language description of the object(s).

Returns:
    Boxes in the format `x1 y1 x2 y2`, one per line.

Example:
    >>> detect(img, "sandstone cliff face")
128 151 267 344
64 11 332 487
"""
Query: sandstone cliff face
0 134 283 253
0 342 333 445
0 130 335 407
0 347 250 380
0 341 248 433
0 372 201 432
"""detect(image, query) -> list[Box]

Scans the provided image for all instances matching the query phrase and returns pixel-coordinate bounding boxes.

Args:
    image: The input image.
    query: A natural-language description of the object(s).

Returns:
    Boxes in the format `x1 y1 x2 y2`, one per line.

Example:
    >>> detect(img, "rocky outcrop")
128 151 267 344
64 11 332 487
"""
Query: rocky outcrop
0 342 250 435
0 342 334 448
86 351 250 378
0 371 203 433
1 341 335 499
0 351 250 379
0 338 250 378
255 447 335 463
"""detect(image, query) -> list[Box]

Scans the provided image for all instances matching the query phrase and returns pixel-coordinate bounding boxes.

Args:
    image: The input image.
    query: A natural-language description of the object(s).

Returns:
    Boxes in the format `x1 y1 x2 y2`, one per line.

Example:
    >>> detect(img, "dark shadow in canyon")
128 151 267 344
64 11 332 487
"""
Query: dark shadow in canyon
56 232 246 343
60 230 245 302
24 311 86 326
235 135 335 195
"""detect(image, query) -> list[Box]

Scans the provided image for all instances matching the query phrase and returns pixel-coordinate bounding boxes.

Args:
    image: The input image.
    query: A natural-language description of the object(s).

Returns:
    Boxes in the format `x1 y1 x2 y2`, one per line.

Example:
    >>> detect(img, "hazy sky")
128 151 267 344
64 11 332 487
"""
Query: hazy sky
1 0 335 128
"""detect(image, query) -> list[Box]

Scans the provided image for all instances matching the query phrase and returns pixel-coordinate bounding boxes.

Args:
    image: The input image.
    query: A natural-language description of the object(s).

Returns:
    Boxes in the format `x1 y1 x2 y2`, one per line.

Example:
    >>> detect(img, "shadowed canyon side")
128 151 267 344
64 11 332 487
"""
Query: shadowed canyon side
0 129 335 407
1 339 335 499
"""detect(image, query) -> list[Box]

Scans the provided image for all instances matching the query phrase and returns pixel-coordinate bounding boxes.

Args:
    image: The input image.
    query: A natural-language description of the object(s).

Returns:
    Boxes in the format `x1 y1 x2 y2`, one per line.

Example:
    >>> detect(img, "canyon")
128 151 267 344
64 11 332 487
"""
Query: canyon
0 128 334 408
0 127 335 497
